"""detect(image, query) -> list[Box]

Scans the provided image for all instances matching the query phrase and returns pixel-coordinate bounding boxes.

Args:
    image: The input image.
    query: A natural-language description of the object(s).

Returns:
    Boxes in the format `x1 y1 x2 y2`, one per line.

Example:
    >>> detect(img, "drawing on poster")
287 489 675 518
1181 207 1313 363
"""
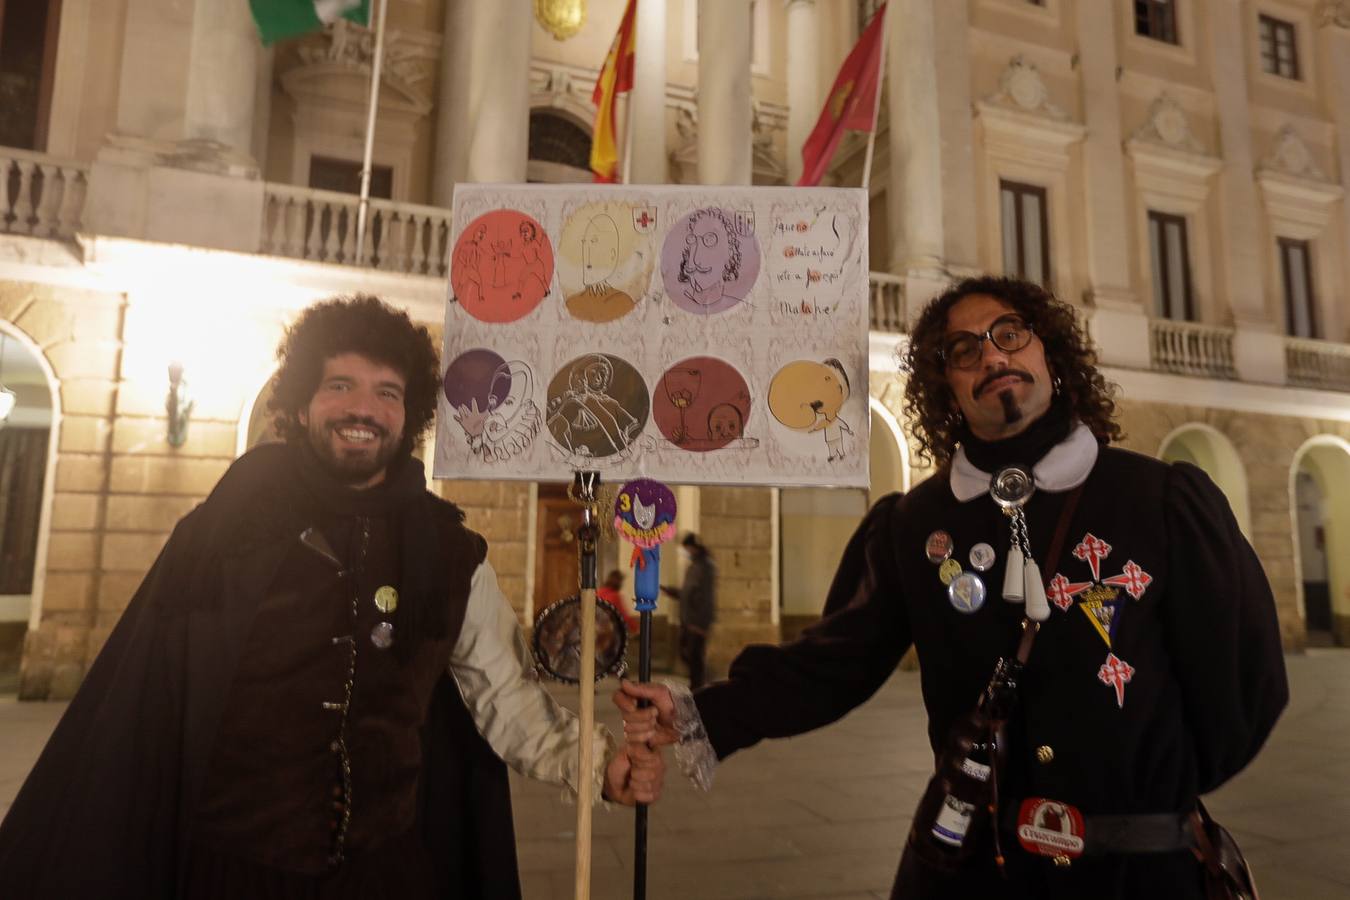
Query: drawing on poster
437 183 870 488
450 209 554 323
443 349 543 462
660 207 762 315
557 201 658 324
652 357 756 452
545 353 651 460
768 359 854 462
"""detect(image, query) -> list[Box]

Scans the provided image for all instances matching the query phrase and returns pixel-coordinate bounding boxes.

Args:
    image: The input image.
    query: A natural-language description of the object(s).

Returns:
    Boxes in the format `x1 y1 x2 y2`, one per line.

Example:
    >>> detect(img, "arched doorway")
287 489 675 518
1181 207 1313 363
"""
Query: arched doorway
779 407 910 640
1158 424 1252 537
1291 437 1350 647
0 325 58 695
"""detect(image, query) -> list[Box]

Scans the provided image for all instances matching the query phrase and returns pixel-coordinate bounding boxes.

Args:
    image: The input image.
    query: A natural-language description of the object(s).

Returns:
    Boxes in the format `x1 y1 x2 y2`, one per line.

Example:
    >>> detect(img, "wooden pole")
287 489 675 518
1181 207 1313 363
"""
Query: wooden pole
573 471 600 900
355 0 389 263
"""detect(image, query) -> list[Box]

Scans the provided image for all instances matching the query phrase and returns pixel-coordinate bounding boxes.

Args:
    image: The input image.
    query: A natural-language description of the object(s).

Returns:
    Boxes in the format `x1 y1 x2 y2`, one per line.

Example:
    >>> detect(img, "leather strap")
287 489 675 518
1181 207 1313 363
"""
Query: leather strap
1014 483 1086 665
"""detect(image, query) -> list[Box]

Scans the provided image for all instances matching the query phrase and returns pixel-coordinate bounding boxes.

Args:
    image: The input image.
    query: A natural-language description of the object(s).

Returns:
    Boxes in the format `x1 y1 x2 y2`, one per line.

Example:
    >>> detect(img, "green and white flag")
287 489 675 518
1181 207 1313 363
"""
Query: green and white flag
249 0 371 45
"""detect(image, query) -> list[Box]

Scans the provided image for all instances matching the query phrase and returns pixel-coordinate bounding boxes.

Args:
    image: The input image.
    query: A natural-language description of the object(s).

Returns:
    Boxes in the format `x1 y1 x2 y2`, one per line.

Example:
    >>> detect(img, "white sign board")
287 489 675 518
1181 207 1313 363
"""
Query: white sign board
434 183 870 488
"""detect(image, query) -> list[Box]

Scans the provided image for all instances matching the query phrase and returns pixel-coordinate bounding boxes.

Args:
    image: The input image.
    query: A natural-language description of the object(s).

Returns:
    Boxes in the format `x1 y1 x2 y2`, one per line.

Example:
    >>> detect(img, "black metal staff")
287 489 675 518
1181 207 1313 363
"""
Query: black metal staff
612 478 678 900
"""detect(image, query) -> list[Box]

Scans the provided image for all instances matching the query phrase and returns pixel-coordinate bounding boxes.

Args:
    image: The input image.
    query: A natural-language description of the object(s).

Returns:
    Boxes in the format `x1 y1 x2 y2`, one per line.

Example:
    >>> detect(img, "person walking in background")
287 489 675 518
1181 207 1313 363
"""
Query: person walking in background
597 568 639 633
660 533 716 689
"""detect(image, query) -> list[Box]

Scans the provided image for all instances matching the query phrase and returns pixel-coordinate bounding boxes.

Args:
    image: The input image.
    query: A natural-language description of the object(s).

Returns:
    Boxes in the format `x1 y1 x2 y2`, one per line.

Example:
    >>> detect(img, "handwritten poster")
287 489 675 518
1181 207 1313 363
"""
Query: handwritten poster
434 184 870 488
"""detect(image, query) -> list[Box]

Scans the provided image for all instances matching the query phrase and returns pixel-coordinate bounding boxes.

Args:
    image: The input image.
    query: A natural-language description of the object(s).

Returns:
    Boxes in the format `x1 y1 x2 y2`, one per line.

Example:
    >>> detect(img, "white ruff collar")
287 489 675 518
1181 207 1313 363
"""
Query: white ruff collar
949 422 1099 503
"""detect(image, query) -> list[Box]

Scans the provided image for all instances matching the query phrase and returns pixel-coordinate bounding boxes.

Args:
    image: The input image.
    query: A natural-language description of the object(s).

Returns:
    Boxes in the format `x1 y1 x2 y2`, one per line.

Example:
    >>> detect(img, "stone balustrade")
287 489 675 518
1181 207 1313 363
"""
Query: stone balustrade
869 271 906 333
0 148 89 239
1286 336 1350 393
260 184 452 277
1149 318 1238 380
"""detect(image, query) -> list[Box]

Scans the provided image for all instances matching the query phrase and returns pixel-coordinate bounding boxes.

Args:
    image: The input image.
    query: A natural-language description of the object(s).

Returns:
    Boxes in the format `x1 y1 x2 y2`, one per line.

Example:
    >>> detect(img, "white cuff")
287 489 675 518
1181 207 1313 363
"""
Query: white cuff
665 680 717 792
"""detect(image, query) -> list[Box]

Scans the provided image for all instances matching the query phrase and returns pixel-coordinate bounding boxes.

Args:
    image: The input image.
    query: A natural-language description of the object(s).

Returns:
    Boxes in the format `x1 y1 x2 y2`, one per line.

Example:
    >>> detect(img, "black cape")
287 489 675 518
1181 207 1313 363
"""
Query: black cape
0 444 521 899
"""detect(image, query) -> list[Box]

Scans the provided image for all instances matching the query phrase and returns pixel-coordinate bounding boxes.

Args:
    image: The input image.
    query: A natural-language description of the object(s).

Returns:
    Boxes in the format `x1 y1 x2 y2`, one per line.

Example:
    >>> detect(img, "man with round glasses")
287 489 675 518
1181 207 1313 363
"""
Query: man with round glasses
616 275 1287 898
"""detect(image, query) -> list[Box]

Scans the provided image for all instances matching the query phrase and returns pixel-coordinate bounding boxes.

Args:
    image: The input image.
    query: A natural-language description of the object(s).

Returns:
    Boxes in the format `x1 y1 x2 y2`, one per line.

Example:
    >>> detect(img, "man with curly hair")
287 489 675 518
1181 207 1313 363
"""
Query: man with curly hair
617 276 1286 898
0 296 663 900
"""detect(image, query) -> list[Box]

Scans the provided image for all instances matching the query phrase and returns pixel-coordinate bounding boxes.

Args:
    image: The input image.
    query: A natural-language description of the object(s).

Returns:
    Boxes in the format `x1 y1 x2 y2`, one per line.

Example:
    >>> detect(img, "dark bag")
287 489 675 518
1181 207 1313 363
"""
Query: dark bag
1190 802 1260 900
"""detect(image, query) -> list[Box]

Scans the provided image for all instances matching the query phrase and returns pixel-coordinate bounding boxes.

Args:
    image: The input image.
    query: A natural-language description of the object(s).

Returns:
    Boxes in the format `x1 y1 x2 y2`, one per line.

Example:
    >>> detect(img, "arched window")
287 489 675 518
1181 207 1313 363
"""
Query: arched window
527 111 593 183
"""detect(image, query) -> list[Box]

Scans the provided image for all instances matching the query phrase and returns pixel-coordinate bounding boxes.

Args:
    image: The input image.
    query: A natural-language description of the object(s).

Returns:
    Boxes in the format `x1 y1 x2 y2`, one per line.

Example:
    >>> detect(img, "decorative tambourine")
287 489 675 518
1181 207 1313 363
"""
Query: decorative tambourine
532 594 629 683
614 479 678 610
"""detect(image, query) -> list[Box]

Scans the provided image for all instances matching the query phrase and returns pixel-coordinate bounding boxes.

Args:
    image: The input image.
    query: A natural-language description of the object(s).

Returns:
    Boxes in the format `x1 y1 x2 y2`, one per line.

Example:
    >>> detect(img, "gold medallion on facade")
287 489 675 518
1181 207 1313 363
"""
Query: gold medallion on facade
534 0 586 41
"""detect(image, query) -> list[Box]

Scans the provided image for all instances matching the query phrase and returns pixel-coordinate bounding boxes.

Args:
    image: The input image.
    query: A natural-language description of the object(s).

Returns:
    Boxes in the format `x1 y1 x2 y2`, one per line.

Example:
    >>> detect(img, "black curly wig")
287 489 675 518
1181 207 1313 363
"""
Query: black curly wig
266 295 440 459
900 276 1123 468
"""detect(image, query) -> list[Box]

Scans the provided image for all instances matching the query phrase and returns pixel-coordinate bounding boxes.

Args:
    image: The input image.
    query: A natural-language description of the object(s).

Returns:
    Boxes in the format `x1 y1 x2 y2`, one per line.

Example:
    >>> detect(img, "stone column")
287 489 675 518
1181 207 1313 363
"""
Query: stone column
697 0 753 185
1319 6 1350 305
1075 1 1136 309
1209 0 1268 327
785 0 820 184
433 0 532 203
184 0 261 157
629 0 670 184
886 0 975 313
112 0 197 142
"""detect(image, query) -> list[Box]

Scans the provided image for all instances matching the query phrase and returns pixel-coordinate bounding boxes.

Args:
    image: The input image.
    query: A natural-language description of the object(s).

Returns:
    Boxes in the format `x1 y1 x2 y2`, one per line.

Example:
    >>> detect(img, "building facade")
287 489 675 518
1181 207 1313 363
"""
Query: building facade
1 0 1348 700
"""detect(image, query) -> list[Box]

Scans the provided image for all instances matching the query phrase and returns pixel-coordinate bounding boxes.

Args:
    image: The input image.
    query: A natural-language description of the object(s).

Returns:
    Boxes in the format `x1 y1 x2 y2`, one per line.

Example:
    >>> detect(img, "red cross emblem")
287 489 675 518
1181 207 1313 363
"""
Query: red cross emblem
636 211 653 228
1097 653 1135 708
1048 573 1092 612
1104 560 1153 601
1072 534 1112 581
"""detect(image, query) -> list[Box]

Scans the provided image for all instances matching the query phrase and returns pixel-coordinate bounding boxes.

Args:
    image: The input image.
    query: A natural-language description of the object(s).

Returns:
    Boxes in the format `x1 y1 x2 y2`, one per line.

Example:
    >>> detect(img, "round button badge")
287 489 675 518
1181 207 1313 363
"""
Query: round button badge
926 530 954 564
948 572 987 614
969 543 996 572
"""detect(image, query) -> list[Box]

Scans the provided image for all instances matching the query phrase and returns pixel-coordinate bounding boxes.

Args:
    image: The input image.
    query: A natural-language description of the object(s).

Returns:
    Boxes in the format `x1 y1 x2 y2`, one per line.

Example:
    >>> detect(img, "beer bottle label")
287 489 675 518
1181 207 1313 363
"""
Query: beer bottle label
960 757 991 782
931 795 975 847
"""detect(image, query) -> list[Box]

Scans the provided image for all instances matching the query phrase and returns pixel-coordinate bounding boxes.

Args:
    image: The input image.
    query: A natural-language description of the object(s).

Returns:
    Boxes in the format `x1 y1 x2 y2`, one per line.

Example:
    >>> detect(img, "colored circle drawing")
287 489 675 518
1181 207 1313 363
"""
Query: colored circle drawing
557 201 659 324
660 207 761 316
652 357 751 452
442 348 508 411
451 210 553 323
544 353 650 459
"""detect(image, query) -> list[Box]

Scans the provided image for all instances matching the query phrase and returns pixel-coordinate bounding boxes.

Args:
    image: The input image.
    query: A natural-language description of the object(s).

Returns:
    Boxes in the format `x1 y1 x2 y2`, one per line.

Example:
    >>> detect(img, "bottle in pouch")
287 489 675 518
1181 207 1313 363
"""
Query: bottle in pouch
909 657 1023 868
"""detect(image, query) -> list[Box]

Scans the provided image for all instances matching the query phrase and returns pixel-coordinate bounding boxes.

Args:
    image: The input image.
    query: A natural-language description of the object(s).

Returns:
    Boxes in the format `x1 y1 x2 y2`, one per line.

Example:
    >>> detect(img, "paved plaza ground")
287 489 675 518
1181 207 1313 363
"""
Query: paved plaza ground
2 650 1348 899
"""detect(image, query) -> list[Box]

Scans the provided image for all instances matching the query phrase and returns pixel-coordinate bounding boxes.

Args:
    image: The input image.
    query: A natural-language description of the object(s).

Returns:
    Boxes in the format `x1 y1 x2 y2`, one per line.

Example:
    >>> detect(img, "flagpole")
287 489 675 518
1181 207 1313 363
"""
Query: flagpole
860 3 889 193
355 0 389 264
619 0 638 185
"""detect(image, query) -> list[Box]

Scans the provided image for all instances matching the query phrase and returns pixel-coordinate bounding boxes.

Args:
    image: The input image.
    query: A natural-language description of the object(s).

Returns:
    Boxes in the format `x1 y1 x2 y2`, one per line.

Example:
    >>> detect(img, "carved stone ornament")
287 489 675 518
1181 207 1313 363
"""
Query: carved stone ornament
1317 0 1350 29
294 19 437 98
535 0 587 41
986 56 1068 120
1131 94 1205 154
1259 126 1330 181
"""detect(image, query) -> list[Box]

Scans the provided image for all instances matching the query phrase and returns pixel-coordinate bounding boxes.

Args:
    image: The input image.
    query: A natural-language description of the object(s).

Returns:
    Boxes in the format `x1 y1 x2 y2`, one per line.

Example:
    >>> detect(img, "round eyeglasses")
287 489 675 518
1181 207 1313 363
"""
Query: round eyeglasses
940 314 1034 369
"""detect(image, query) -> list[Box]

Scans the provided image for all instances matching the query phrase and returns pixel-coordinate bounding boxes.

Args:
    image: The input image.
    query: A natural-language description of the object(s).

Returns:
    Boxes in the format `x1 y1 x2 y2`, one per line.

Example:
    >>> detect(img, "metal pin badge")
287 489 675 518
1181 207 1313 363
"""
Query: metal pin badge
374 585 399 614
970 543 996 572
926 530 954 564
938 558 963 586
948 572 987 614
370 621 394 650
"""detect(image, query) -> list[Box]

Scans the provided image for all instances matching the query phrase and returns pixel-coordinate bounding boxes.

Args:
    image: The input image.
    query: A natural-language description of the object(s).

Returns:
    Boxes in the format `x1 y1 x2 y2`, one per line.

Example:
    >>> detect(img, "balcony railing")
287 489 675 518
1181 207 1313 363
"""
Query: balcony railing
1286 337 1350 393
1149 319 1237 380
869 271 905 333
1 148 88 239
260 184 452 277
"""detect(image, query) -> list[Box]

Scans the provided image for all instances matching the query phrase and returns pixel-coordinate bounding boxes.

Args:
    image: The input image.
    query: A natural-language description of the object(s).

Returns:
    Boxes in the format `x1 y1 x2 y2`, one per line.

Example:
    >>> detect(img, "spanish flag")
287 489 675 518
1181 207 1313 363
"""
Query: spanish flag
797 3 887 187
590 0 638 183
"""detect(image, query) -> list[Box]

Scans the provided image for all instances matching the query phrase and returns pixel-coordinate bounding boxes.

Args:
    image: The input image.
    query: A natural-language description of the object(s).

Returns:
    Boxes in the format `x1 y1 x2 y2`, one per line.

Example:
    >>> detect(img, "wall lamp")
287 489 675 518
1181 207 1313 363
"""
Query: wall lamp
166 360 194 447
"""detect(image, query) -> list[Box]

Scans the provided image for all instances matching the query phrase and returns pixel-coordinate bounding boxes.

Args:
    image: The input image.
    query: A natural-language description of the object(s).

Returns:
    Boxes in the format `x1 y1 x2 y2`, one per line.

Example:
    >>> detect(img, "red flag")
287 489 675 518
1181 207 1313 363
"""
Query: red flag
590 0 638 183
796 4 887 187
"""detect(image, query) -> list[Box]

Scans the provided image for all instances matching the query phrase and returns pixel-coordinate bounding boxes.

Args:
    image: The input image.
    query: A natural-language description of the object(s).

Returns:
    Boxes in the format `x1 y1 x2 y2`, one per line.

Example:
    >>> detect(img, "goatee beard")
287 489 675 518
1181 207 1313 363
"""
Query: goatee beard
998 389 1023 425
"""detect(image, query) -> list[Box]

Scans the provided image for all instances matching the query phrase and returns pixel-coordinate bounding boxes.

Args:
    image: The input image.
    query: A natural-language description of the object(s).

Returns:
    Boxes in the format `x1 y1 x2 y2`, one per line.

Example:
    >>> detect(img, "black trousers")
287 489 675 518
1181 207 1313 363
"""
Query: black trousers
678 625 708 690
